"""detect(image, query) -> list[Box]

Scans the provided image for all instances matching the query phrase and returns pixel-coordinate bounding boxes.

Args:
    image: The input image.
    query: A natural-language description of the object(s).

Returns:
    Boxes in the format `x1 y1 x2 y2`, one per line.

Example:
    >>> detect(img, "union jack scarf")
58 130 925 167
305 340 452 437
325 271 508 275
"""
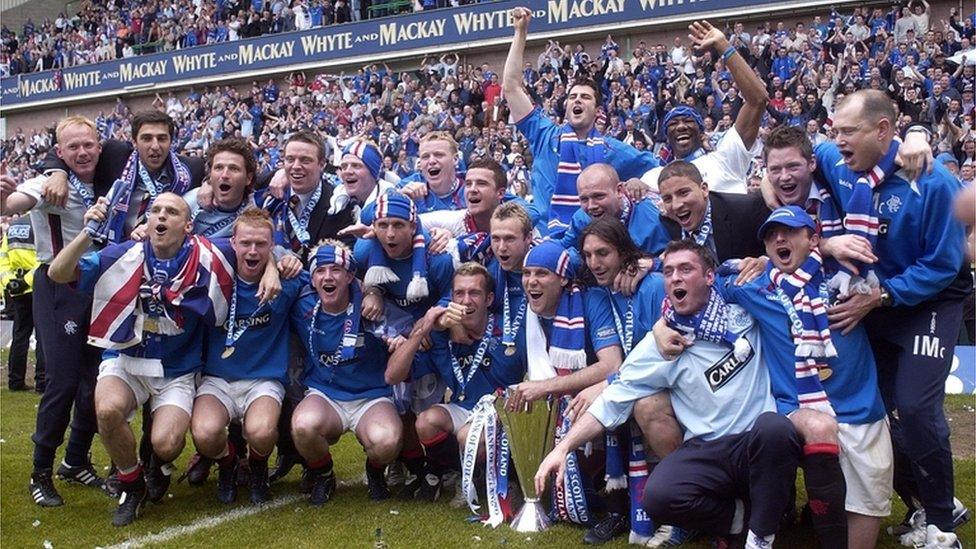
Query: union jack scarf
819 139 900 298
550 126 606 239
87 150 192 244
88 236 234 352
768 250 836 415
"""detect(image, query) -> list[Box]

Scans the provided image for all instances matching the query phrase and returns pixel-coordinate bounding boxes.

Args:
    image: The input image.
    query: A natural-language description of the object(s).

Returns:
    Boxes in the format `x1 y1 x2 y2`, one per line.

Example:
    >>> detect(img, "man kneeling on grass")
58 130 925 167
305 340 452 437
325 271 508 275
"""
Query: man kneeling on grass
48 193 281 526
289 241 403 505
535 239 801 548
385 262 527 505
190 208 305 505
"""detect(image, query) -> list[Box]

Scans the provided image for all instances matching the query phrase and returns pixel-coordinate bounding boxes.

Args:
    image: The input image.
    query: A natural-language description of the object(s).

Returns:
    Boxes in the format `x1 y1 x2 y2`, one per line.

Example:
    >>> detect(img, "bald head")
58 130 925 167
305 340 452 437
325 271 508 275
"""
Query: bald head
577 163 624 220
832 89 898 172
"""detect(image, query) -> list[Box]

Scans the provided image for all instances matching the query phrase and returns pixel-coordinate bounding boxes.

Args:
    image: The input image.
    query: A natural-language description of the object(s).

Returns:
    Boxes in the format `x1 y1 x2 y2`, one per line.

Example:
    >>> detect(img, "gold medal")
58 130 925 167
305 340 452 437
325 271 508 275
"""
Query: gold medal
818 366 833 382
505 346 516 356
221 346 235 359
143 318 158 333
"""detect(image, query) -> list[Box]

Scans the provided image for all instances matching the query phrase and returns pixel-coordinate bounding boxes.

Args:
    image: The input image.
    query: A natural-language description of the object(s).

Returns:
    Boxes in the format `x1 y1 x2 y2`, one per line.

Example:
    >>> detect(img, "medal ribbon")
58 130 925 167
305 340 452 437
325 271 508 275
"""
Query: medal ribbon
67 171 95 209
502 279 526 352
287 184 323 247
448 316 494 401
608 289 634 354
308 298 357 375
222 277 269 354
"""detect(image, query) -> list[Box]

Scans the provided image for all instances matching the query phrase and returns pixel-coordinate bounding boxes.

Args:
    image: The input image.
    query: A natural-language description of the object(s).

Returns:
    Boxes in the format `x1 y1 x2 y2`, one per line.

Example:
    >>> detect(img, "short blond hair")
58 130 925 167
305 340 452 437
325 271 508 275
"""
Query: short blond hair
491 201 533 236
420 131 458 155
232 207 274 236
55 116 98 142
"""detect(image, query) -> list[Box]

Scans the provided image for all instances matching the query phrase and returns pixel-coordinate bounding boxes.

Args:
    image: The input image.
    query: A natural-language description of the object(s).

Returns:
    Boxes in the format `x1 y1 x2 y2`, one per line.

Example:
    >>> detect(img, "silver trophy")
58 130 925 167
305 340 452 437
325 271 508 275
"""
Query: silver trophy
494 388 560 532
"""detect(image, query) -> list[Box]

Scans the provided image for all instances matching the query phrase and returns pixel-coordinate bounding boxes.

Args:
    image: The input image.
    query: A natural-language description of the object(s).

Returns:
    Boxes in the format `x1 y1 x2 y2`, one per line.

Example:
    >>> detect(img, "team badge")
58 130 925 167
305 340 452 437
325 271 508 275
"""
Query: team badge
64 320 78 335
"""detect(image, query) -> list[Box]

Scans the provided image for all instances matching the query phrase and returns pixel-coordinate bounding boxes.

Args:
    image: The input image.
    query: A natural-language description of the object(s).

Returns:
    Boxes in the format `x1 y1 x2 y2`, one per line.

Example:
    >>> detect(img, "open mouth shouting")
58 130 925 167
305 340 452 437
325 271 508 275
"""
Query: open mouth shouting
526 289 544 305
154 223 168 236
671 287 689 303
774 245 792 263
218 182 233 193
673 209 693 227
244 256 260 270
320 282 338 297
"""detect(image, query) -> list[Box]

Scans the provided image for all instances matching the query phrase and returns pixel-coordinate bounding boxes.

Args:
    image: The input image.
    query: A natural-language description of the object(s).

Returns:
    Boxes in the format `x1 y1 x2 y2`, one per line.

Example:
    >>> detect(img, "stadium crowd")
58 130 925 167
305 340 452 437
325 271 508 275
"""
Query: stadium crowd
0 0 479 75
3 1 975 189
0 2 974 549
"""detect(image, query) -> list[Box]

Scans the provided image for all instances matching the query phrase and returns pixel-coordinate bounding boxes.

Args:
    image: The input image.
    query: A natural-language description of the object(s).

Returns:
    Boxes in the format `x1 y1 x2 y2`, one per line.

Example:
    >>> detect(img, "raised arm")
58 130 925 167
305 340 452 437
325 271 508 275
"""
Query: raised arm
689 20 768 149
502 7 535 122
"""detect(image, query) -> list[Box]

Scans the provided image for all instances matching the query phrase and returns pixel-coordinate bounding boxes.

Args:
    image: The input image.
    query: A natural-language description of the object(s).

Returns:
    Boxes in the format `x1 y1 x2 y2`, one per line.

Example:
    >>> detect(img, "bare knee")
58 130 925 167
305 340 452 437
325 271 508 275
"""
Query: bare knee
291 413 321 444
151 429 186 461
96 399 128 431
414 409 441 441
791 410 839 445
244 416 278 449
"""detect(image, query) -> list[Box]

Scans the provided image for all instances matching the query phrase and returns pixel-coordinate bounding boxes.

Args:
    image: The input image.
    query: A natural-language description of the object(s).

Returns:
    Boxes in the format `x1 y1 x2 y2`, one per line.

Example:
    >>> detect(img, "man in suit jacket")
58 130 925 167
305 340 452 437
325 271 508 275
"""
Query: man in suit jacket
38 111 207 244
263 130 355 263
657 160 769 263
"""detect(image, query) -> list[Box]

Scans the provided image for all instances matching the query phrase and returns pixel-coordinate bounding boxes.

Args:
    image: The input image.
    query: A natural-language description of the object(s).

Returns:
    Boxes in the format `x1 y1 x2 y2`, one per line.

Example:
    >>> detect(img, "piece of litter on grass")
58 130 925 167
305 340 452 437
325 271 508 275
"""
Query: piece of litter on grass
0 439 6 443
167 493 174 498
525 537 532 541
471 535 482 542
32 519 40 527
43 541 53 549
389 509 399 515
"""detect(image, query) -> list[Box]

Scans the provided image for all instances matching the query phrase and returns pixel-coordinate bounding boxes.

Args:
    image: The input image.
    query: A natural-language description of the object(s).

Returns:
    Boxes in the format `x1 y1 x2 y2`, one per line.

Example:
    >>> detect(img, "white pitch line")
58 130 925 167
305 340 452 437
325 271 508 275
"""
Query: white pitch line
103 494 303 549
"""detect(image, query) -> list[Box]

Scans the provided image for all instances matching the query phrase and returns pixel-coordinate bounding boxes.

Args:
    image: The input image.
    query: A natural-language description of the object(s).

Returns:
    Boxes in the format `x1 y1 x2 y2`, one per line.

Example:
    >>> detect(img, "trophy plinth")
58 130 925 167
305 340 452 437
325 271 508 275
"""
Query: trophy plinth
494 388 559 532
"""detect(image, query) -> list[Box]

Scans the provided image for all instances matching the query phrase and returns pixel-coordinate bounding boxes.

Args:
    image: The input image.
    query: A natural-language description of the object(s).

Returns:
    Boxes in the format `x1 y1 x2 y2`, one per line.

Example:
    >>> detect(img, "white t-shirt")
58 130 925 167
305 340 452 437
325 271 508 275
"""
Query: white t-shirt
17 174 96 263
640 125 761 194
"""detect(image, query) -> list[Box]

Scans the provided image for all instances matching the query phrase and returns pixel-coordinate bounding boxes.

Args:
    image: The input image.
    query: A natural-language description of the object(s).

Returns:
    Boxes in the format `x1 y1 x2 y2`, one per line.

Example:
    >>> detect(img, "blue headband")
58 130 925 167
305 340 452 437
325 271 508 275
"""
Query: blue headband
662 106 705 132
309 244 357 275
342 140 382 182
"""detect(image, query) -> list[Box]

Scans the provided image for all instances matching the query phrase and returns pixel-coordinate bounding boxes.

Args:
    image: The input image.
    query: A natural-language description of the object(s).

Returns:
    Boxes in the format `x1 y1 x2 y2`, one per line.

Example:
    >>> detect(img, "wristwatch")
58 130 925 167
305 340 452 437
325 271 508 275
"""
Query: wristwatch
879 287 893 308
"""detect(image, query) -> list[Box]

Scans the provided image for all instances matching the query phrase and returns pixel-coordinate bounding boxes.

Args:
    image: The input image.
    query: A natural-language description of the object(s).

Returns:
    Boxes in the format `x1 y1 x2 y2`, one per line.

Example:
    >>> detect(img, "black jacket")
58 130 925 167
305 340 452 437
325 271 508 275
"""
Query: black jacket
661 191 770 262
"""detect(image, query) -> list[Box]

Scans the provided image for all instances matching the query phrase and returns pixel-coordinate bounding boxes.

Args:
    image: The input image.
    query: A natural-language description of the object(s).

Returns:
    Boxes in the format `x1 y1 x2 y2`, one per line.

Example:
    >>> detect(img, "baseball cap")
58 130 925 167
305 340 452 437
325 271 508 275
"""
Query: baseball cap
757 205 817 239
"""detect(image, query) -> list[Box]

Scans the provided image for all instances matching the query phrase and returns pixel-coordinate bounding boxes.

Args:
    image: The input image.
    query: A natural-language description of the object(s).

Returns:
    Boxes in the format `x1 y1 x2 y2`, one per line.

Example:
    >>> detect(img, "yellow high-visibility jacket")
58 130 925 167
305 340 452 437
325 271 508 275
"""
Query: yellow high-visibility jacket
0 217 38 297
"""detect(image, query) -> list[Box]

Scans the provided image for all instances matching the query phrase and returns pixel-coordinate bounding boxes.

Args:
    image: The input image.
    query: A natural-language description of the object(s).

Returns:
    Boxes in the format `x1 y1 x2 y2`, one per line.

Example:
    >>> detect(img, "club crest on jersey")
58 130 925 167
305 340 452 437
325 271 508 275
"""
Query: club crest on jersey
725 304 751 333
704 341 754 392
880 194 902 214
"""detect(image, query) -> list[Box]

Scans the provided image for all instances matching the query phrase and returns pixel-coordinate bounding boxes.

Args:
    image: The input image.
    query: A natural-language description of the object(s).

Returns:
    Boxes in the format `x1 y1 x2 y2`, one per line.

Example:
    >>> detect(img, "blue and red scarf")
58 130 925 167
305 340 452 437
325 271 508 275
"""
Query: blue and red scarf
549 126 606 239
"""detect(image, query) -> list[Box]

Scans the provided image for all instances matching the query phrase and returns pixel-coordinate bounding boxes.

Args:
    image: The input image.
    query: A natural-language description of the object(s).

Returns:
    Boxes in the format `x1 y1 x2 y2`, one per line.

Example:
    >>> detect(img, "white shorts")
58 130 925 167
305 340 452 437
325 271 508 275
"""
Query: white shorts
434 403 473 435
196 376 284 422
98 358 195 418
306 388 393 433
838 418 893 517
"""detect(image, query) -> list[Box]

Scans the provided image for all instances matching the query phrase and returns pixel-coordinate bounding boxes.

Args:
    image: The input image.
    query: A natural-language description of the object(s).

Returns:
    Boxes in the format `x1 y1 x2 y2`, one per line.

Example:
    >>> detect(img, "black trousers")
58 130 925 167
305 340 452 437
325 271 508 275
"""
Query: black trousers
642 412 801 537
7 290 45 388
30 266 101 471
866 298 964 532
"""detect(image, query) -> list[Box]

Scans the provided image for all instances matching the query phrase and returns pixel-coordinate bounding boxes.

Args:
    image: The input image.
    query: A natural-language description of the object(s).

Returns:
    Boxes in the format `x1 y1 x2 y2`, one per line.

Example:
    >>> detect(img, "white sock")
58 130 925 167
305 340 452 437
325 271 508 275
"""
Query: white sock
745 530 774 549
